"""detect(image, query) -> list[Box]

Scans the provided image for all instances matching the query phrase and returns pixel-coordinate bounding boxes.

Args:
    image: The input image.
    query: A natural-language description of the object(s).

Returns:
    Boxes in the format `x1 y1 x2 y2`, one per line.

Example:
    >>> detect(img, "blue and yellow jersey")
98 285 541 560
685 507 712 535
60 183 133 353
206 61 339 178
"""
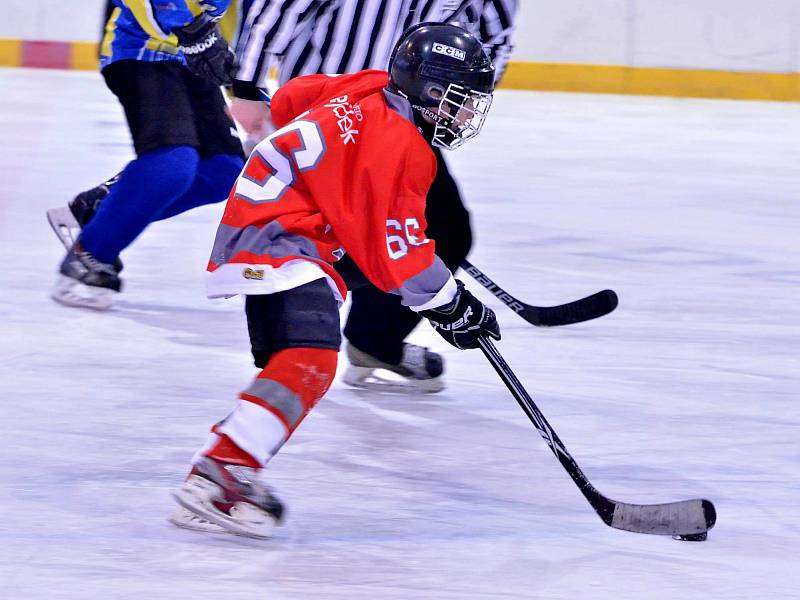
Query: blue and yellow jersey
100 0 235 68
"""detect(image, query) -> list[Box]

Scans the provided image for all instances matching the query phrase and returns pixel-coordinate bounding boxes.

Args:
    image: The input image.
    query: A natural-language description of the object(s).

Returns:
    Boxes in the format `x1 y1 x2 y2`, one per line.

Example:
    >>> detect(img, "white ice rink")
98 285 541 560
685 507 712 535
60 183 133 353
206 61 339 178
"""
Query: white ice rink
1 68 799 599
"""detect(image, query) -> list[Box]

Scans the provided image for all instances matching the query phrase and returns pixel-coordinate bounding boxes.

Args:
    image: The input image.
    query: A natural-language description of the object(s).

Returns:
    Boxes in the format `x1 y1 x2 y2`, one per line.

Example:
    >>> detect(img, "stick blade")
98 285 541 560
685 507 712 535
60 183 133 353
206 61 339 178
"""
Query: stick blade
609 498 716 536
522 289 619 327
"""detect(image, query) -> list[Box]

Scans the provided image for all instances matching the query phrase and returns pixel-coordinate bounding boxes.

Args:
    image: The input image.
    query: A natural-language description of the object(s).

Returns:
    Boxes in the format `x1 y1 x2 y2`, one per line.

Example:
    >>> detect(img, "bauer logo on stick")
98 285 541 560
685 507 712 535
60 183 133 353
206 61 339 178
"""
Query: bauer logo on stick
432 43 466 61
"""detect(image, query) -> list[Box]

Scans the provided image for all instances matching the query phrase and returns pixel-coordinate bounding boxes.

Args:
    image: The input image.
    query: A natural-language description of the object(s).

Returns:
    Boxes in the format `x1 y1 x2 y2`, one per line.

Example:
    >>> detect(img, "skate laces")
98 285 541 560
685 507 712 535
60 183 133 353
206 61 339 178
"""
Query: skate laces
76 247 117 275
218 462 284 520
224 464 260 495
203 459 277 506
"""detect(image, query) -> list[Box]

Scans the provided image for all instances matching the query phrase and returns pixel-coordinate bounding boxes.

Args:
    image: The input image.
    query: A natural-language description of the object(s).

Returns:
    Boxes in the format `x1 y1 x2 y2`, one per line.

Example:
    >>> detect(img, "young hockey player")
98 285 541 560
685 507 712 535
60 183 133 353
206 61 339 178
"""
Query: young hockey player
171 23 501 538
230 0 518 393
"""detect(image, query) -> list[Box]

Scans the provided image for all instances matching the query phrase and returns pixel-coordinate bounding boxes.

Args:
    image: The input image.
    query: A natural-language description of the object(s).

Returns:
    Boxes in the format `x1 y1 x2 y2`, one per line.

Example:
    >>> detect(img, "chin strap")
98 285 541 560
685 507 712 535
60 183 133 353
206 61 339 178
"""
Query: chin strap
412 109 437 139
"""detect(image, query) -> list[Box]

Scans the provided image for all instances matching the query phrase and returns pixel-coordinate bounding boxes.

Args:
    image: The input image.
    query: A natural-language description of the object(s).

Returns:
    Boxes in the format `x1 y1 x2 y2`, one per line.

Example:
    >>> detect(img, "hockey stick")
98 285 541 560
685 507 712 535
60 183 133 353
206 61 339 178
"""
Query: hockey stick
478 336 716 539
461 260 618 327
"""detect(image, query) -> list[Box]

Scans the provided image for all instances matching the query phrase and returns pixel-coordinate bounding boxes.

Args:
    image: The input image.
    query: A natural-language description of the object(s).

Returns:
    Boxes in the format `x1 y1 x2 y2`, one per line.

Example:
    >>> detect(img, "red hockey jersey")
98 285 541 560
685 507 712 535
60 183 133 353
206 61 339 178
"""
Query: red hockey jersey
207 70 456 310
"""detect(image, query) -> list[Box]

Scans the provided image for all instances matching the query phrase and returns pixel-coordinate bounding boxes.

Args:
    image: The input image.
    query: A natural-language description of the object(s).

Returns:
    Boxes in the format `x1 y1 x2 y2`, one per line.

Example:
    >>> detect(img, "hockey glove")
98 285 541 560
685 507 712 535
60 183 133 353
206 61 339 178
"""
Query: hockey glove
174 12 235 87
421 280 500 350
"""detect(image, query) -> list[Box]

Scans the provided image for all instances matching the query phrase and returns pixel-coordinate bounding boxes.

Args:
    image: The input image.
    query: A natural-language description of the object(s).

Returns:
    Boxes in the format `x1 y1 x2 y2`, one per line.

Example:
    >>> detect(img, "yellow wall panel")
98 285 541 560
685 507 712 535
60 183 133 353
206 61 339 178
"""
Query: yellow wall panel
0 39 22 67
70 41 99 71
500 62 800 102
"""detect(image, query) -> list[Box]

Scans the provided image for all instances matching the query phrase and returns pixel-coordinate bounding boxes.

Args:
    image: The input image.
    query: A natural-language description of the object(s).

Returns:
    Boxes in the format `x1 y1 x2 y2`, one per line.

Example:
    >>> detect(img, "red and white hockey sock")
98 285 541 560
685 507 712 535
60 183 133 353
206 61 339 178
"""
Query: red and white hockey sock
196 347 338 469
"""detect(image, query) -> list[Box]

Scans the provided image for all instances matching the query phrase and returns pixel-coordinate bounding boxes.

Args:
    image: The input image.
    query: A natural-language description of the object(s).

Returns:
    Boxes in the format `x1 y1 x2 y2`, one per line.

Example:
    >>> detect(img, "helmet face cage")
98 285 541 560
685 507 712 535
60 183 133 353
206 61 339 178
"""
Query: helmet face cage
388 22 495 149
429 83 493 150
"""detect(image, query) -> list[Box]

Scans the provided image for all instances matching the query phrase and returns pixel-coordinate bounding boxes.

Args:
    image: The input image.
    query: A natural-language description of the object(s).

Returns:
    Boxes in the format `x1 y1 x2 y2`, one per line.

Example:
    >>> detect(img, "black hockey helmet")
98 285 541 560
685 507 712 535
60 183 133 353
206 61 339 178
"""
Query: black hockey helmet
388 22 495 149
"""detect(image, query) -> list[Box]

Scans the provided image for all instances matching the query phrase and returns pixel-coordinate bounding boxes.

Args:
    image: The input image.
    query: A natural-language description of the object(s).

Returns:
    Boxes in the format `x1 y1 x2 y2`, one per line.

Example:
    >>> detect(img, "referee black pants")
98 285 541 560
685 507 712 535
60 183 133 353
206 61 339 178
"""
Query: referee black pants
342 147 472 365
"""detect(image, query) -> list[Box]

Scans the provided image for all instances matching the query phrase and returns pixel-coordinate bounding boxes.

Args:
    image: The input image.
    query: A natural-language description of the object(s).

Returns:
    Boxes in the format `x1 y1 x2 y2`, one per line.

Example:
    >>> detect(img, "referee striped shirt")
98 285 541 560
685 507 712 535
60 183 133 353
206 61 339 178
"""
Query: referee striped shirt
236 0 518 89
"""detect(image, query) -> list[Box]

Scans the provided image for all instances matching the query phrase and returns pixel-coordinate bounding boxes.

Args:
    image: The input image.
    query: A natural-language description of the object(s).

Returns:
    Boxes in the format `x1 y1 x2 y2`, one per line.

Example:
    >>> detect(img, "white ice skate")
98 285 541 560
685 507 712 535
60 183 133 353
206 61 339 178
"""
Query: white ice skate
172 457 284 540
342 342 446 394
168 507 225 533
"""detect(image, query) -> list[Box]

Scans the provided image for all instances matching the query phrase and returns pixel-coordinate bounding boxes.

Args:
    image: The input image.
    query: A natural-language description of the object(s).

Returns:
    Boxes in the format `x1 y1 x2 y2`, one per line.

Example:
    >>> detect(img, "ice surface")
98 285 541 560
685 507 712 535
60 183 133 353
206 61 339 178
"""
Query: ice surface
1 68 799 599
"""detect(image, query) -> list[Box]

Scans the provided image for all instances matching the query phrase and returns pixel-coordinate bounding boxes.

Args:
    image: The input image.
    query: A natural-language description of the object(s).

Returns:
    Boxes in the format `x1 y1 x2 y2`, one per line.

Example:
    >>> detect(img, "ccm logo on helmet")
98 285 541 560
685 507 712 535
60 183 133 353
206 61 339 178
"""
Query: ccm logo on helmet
432 43 466 62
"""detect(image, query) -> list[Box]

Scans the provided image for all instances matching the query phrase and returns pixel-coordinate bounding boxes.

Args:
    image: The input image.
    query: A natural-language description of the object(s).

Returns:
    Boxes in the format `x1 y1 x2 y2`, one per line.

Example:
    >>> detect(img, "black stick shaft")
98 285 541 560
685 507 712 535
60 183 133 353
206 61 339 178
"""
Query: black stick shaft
477 336 610 517
478 337 717 535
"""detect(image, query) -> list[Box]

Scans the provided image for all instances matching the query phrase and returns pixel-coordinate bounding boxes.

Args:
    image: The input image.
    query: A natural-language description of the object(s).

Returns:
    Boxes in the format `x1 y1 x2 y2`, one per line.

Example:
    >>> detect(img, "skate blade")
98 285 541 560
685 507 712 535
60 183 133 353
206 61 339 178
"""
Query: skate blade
46 207 80 250
172 476 278 540
168 506 225 534
51 275 116 311
342 365 445 394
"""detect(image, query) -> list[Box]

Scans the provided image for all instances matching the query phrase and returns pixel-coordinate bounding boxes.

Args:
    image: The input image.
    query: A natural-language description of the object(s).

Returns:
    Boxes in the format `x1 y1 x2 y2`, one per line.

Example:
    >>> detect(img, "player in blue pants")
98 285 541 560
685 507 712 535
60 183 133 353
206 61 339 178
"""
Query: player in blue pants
49 0 243 310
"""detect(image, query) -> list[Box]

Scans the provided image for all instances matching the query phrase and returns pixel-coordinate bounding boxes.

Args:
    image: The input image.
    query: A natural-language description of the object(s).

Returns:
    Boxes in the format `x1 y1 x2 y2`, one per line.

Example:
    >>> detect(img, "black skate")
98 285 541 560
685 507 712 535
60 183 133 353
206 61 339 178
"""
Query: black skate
46 175 124 272
70 175 120 226
343 342 445 393
52 242 122 311
172 457 284 539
